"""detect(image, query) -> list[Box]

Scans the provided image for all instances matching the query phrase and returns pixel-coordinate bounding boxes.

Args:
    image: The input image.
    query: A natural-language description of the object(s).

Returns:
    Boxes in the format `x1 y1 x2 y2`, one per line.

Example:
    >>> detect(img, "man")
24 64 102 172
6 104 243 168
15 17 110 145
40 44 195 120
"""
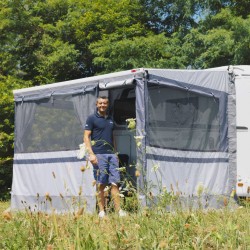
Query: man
84 96 126 218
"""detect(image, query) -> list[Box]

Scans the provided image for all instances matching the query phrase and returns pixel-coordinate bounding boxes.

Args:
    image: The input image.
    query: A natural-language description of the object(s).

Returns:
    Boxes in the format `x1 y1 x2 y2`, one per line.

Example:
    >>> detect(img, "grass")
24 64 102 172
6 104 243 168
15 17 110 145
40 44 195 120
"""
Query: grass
0 200 10 214
1 199 250 249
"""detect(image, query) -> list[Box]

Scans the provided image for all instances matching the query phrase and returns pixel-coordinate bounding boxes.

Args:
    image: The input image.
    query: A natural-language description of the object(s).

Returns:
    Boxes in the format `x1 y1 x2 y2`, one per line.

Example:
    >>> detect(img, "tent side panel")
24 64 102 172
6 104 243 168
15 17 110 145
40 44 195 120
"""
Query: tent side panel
12 86 98 212
143 70 236 208
146 147 230 207
11 151 96 213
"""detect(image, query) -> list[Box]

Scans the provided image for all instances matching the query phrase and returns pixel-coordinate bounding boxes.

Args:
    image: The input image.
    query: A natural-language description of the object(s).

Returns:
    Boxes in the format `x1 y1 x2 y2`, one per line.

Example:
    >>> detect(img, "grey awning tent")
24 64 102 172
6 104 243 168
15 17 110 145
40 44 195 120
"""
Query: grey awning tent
11 67 236 213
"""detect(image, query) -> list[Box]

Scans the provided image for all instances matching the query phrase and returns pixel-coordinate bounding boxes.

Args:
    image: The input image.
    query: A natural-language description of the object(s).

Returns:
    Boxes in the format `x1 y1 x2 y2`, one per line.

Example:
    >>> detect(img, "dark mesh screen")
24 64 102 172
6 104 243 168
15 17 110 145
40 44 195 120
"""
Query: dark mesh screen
21 97 83 153
113 98 136 125
148 85 220 151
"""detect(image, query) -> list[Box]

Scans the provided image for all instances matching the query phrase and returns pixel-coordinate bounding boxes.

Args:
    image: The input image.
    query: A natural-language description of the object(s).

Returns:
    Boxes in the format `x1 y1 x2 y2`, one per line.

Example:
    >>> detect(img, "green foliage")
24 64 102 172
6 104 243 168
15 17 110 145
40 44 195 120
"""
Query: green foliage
91 34 183 72
70 0 148 74
34 36 80 83
230 0 250 18
140 0 200 35
182 8 250 68
0 76 31 199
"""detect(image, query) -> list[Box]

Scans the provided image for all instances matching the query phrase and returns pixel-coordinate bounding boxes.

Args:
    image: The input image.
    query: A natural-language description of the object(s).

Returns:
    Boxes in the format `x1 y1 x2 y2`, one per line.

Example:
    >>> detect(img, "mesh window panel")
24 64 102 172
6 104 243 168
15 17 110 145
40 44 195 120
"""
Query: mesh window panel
21 96 83 153
148 85 220 151
113 98 136 125
110 87 136 125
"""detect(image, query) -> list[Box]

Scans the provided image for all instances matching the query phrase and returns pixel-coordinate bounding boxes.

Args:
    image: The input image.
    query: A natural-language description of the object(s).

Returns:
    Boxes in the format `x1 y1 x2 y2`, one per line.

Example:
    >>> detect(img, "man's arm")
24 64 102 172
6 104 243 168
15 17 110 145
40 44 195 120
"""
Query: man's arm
84 130 98 165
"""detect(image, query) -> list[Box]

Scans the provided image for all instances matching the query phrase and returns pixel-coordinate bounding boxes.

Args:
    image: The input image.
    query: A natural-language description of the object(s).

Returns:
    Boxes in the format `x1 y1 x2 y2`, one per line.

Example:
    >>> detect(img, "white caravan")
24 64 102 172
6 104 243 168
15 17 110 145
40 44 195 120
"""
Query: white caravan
234 66 250 198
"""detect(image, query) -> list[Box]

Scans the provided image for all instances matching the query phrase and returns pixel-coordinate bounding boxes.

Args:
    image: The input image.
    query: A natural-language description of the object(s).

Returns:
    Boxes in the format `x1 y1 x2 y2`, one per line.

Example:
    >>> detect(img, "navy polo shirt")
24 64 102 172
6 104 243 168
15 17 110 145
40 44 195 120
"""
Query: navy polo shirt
85 111 114 154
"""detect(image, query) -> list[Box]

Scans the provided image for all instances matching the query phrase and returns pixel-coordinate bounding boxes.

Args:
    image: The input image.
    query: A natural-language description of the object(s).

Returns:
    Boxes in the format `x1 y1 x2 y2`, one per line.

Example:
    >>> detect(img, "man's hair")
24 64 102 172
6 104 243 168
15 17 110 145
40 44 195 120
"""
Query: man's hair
97 96 109 101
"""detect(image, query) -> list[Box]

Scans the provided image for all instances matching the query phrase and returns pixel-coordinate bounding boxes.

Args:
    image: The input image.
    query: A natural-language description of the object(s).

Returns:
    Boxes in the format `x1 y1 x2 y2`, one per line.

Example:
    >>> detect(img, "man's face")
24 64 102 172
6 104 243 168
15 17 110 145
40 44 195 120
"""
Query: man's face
96 98 109 114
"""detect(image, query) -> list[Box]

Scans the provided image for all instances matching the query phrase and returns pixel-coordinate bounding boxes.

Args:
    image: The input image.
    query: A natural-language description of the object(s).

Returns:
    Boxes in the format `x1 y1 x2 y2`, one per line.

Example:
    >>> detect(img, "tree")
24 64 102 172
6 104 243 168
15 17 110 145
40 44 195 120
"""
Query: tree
0 76 31 199
181 8 250 68
91 33 187 72
69 0 149 74
139 0 199 35
230 0 250 18
0 0 250 198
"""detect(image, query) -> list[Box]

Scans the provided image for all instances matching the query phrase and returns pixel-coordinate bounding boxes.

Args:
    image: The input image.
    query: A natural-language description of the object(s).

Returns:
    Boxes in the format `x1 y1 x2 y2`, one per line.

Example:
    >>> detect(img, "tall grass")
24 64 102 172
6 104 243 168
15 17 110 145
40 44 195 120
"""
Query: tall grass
1 199 249 249
0 200 9 214
2 121 249 249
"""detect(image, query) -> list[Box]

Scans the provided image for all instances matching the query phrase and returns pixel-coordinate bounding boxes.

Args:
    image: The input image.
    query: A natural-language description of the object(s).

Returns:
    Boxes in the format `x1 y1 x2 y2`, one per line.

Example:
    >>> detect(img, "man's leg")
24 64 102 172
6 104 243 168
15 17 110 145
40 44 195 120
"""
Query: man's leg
97 184 106 212
111 184 126 216
111 183 120 211
109 155 126 216
94 155 109 217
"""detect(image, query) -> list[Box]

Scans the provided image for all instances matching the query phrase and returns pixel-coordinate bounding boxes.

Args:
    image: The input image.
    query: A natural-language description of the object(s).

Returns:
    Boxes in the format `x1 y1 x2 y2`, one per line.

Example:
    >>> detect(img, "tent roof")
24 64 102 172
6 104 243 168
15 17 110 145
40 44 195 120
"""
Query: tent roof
13 69 143 97
13 66 237 100
205 65 250 76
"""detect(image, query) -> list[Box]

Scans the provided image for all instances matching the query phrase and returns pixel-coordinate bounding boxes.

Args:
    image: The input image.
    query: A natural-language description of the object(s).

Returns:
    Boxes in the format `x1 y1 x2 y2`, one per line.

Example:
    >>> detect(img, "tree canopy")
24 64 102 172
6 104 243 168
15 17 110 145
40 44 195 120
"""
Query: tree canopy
0 0 249 198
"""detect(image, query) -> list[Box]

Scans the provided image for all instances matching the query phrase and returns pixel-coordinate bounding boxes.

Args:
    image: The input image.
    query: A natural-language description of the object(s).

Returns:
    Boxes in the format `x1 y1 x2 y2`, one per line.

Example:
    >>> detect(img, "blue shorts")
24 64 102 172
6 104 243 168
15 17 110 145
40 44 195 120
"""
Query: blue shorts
93 154 120 185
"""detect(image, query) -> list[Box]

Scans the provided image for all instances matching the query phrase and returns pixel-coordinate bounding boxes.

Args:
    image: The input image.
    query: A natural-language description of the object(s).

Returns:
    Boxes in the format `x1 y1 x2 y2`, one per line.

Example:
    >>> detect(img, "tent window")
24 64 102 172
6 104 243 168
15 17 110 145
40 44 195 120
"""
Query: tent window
113 98 136 125
147 85 220 151
17 97 83 153
112 87 136 125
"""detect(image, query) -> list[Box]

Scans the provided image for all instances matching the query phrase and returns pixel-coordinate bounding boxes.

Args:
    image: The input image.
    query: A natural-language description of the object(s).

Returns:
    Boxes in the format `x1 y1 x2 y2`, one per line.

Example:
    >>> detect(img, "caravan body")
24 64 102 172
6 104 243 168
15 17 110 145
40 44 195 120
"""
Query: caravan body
11 67 237 212
234 66 250 197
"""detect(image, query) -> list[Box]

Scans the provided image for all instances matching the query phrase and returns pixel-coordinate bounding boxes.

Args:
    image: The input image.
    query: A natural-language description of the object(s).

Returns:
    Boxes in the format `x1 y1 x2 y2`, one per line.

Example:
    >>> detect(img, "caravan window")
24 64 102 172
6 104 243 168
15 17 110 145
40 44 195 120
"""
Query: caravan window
147 85 220 151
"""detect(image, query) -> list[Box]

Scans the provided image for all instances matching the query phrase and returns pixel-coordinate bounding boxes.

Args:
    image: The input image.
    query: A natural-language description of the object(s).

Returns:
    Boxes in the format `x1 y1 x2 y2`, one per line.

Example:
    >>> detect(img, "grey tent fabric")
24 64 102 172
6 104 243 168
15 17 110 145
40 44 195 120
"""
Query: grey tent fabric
147 83 222 151
147 74 229 152
11 83 98 213
72 90 97 129
15 102 37 153
135 78 147 201
14 85 97 154
11 68 237 212
12 150 96 213
137 69 236 207
227 70 237 197
14 84 97 102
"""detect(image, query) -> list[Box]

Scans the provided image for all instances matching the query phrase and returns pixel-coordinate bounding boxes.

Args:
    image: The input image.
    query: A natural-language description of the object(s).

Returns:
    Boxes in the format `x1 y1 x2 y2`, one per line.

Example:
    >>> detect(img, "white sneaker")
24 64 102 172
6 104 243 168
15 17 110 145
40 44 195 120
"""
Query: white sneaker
118 209 127 217
98 210 105 218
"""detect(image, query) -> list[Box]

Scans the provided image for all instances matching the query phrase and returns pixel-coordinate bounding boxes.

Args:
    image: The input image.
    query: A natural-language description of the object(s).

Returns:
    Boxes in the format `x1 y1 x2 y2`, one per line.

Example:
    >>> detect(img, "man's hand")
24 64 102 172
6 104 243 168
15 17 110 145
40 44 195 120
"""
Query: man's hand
89 154 98 165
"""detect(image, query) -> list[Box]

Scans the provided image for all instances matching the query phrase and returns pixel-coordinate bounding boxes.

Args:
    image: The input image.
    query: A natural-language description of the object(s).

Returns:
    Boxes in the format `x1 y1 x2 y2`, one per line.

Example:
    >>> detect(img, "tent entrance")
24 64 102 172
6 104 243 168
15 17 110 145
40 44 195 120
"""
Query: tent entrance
99 85 137 186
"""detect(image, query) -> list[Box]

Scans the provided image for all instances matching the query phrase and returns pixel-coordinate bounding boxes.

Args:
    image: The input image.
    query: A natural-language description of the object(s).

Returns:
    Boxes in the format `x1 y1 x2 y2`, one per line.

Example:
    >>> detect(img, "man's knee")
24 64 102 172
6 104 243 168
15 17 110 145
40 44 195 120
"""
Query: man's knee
99 184 107 191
